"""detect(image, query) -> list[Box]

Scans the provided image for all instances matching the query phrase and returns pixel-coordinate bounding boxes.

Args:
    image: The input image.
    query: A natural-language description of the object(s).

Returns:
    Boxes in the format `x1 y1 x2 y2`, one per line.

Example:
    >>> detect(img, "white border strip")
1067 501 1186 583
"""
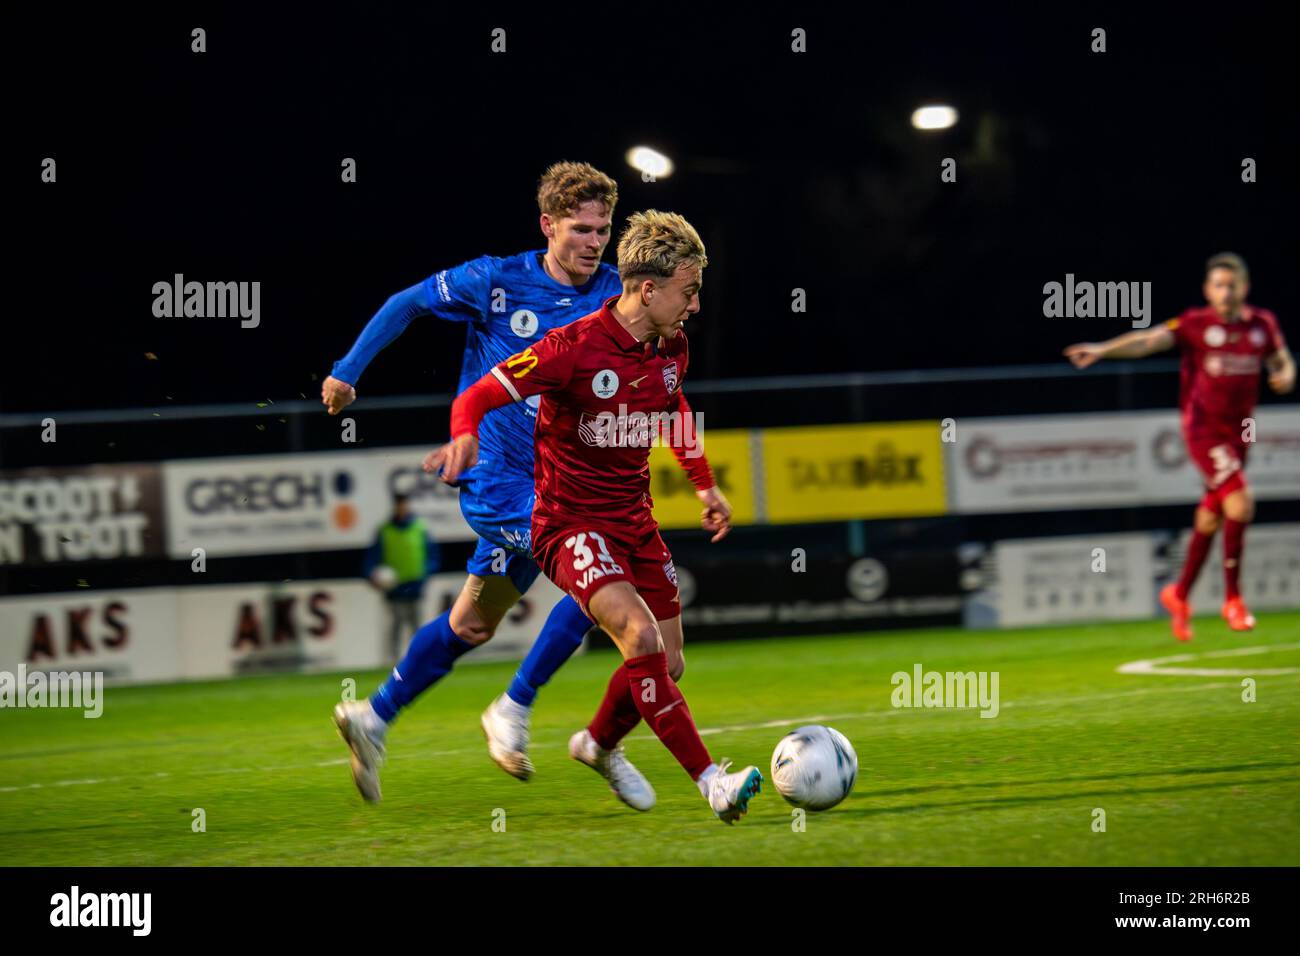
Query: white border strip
490 366 522 402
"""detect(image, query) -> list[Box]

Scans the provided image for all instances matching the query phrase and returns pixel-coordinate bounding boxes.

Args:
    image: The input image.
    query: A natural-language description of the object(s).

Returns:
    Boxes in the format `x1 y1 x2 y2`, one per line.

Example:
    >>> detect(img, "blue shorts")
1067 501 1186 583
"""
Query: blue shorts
456 470 542 595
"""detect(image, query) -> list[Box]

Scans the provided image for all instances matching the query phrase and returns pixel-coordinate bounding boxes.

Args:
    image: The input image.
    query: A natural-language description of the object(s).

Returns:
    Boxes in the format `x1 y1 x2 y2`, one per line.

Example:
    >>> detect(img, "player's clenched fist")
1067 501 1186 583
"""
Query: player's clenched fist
696 485 733 543
321 375 357 415
1063 343 1103 369
423 434 479 484
1269 364 1296 395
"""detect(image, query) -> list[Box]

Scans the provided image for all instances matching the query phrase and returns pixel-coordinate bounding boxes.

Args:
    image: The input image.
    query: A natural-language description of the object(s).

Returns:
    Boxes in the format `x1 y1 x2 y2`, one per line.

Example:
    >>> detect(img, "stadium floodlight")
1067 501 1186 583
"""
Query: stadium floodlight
626 145 674 178
910 104 958 130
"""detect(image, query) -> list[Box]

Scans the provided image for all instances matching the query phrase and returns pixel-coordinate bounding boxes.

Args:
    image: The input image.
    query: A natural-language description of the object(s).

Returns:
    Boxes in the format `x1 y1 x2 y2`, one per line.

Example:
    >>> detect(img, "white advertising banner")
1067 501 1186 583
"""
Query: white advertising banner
163 452 380 557
361 450 475 544
176 580 385 680
0 574 570 687
162 446 476 559
979 532 1155 628
949 406 1300 514
0 588 182 684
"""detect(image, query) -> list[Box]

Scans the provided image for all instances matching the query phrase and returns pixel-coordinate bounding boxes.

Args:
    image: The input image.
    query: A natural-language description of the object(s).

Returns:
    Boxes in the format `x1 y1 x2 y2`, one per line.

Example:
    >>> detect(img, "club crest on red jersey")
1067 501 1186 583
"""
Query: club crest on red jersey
662 361 679 393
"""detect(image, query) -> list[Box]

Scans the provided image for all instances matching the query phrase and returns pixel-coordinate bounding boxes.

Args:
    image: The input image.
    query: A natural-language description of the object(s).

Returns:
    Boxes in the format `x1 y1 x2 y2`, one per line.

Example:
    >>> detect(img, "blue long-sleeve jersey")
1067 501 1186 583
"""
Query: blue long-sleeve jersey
332 250 622 480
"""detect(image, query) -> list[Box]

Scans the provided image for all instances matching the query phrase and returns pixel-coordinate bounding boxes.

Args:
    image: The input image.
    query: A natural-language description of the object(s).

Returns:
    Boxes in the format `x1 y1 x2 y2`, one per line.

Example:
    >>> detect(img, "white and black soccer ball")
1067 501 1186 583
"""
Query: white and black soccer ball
770 725 858 811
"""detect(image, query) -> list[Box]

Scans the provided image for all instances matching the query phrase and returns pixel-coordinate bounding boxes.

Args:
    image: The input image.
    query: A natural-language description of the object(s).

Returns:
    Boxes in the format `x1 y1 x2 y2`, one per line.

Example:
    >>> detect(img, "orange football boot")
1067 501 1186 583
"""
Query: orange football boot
1221 596 1256 632
1159 584 1193 641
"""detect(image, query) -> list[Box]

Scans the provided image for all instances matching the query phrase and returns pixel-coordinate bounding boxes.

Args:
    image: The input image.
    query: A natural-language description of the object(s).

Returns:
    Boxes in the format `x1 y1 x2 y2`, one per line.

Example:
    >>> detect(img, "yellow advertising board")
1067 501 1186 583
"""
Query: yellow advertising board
761 422 946 522
648 429 755 530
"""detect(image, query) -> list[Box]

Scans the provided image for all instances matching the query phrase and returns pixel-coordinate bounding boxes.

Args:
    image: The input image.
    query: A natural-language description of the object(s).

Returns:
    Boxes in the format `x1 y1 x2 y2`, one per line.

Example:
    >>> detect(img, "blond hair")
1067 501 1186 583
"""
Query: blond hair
617 210 708 281
536 161 618 219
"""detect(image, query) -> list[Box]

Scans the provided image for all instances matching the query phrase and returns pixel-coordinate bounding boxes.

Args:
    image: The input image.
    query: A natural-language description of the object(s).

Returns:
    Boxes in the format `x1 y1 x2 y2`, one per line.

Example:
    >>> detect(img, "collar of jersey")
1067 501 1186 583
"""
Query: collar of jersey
1208 304 1256 323
598 295 647 352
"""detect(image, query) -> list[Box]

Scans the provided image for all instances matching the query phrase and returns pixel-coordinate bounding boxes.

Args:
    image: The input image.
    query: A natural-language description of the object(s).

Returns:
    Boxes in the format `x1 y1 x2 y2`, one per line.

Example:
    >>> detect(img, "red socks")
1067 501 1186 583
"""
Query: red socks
1175 521 1247 601
623 652 712 779
587 652 714 780
1176 528 1215 600
587 664 643 751
1222 519 1246 601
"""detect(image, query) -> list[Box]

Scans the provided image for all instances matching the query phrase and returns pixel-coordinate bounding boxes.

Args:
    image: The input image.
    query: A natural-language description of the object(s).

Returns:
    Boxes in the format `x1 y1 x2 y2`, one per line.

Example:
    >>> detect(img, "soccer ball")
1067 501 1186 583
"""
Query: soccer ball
371 565 399 591
770 725 858 811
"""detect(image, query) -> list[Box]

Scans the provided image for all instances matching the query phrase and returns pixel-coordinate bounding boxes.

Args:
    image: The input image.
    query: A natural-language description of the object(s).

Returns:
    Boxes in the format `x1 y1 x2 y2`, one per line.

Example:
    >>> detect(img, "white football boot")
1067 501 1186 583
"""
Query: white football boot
481 694 534 781
332 700 387 803
569 729 656 811
704 760 763 824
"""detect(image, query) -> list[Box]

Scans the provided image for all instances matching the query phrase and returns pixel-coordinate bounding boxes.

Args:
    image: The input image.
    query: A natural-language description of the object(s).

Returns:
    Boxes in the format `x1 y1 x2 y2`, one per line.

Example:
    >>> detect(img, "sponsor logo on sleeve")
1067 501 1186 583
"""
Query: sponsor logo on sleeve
505 347 539 378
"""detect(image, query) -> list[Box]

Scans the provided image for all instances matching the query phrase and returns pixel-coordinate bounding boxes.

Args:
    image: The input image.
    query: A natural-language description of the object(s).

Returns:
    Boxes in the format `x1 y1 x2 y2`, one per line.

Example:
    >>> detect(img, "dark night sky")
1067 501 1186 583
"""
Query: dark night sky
8 5 1297 417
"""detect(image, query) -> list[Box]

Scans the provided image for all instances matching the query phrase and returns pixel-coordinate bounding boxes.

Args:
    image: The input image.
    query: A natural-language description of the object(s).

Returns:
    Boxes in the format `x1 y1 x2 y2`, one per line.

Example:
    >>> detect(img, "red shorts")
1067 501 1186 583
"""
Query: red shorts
533 518 681 622
1185 434 1249 501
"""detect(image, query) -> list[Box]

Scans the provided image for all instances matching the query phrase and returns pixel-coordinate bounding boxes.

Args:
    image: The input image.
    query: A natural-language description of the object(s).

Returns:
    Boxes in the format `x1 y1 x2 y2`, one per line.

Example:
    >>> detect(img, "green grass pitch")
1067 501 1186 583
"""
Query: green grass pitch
3 612 1299 866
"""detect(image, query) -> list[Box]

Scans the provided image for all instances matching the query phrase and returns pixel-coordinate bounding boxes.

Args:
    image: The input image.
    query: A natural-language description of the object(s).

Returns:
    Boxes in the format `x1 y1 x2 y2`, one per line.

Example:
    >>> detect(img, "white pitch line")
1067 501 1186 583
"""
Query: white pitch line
1117 642 1300 677
3 675 1298 796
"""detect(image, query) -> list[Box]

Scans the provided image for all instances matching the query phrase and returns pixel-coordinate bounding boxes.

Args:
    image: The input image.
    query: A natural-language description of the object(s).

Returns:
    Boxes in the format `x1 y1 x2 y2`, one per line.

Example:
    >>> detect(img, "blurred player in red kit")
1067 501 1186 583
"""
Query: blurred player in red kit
425 209 764 822
1065 252 1295 640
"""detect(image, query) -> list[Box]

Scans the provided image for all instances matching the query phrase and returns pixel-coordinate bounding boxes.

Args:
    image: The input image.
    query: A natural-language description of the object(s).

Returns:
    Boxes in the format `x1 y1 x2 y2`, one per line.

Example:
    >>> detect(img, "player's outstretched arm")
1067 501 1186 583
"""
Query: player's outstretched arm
323 283 434 415
1064 325 1175 368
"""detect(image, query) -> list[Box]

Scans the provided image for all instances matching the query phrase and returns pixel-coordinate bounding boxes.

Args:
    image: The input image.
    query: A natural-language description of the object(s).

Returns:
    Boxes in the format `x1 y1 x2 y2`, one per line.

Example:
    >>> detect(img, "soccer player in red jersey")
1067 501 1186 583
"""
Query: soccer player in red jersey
425 210 764 822
1065 252 1295 640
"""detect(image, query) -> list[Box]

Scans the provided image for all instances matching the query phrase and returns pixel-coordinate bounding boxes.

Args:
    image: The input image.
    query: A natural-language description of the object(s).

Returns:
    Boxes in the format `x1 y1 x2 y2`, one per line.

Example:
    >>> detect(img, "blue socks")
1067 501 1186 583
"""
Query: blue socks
370 612 474 723
368 596 591 722
506 596 592 707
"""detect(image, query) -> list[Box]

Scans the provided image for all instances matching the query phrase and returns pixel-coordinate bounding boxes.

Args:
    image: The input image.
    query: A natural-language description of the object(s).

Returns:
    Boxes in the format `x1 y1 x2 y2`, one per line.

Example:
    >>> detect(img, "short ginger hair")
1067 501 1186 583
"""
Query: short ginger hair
536 161 618 220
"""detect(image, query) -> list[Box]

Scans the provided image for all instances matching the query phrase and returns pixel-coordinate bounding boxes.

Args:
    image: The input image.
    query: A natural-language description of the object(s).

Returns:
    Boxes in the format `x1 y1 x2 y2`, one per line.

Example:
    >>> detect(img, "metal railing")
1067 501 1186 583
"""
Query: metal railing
0 359 1180 425
0 359 1209 470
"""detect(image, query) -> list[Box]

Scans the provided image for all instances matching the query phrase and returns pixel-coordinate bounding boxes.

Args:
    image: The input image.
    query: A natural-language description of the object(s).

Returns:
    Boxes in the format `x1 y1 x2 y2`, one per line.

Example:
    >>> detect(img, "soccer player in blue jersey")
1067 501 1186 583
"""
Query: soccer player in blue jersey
328 162 655 810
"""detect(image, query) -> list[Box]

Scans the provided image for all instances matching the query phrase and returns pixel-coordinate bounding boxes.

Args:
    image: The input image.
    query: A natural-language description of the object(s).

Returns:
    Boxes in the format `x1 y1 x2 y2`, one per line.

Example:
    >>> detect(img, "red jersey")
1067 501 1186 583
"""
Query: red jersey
471 296 713 534
1166 305 1286 441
